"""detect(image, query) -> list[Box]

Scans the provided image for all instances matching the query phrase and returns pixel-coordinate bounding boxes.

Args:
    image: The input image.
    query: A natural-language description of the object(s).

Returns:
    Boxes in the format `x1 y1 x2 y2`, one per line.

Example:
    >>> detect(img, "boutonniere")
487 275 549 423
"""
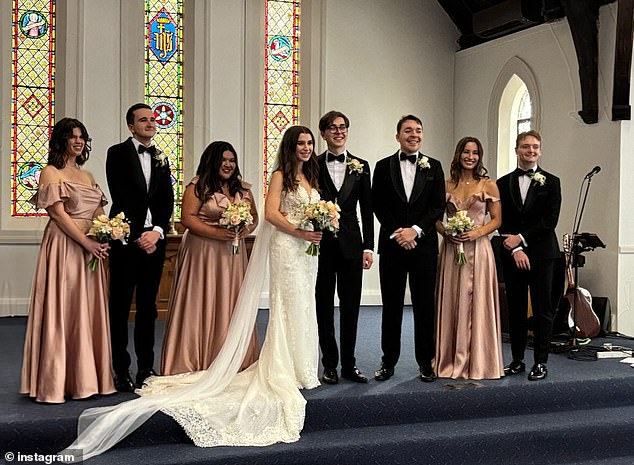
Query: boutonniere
532 172 546 186
417 155 430 171
346 158 364 175
153 149 168 167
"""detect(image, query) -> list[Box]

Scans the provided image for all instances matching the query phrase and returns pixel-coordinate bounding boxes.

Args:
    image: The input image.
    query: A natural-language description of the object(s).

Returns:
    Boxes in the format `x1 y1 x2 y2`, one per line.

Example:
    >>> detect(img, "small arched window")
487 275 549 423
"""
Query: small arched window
516 88 532 135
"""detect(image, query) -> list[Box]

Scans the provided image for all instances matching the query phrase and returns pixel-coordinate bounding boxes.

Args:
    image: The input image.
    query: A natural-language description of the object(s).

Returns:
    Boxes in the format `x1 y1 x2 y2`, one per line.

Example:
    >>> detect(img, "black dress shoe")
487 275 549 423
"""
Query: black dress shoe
114 372 135 392
341 367 368 383
321 368 339 385
528 363 548 381
419 364 436 383
136 368 158 388
374 364 394 381
503 360 526 376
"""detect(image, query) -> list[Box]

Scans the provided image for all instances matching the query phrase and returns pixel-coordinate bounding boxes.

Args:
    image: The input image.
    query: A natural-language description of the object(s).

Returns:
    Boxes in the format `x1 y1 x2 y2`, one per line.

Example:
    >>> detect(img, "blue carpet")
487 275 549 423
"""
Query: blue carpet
2 308 634 464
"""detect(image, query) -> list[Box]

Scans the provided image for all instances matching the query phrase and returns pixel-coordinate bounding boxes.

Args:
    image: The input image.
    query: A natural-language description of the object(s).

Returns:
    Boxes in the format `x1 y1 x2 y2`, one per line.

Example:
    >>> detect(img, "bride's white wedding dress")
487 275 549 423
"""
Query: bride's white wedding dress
61 186 320 460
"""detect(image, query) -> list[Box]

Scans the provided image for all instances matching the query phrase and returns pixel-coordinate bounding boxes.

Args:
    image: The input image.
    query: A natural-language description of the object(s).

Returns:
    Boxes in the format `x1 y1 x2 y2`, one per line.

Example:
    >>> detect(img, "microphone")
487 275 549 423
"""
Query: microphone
585 166 601 179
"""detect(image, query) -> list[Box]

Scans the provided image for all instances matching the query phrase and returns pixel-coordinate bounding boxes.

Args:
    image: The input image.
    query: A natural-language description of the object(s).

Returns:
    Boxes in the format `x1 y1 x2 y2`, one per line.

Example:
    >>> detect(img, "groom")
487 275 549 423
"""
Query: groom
372 114 445 382
315 111 374 384
106 103 174 391
497 130 561 381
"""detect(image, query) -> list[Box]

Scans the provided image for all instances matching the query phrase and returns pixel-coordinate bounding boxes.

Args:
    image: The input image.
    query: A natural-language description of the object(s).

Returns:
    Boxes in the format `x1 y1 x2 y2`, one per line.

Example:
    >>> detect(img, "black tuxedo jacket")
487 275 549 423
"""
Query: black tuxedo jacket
371 151 445 255
497 168 561 260
106 137 174 241
317 151 374 259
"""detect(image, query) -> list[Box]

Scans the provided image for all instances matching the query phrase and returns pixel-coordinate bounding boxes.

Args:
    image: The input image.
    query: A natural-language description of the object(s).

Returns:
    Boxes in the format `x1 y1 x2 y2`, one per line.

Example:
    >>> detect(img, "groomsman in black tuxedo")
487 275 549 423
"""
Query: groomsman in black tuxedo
497 130 561 381
372 115 445 382
107 103 174 391
315 111 374 385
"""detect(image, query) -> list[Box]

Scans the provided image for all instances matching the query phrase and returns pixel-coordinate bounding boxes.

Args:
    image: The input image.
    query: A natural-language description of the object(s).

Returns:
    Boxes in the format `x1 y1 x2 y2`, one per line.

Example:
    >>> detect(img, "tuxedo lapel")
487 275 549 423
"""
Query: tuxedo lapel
148 159 159 196
508 173 523 212
522 169 542 212
318 154 338 201
389 153 407 204
127 139 148 193
408 154 427 204
338 166 355 204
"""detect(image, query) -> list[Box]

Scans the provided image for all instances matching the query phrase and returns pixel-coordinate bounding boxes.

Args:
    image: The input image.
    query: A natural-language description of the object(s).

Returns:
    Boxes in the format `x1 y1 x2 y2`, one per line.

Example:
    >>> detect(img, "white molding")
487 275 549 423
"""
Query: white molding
0 231 43 245
0 298 30 317
620 246 634 254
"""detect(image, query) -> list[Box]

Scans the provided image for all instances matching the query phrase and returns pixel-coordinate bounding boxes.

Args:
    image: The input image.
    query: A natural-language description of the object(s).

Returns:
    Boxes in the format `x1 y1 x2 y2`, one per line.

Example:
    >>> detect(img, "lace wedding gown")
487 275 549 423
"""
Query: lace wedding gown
62 186 321 460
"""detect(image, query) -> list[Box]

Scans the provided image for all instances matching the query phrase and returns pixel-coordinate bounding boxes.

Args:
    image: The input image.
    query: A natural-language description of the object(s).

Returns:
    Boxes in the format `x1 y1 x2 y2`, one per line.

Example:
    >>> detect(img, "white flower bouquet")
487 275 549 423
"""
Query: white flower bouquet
301 200 341 256
219 199 254 254
87 212 130 271
443 210 475 265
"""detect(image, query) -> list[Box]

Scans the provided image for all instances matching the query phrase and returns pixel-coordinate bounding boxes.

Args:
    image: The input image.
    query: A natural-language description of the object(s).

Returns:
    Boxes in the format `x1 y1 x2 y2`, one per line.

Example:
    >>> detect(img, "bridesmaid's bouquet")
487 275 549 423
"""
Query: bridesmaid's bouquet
301 200 340 256
87 213 130 271
443 210 475 266
219 200 254 254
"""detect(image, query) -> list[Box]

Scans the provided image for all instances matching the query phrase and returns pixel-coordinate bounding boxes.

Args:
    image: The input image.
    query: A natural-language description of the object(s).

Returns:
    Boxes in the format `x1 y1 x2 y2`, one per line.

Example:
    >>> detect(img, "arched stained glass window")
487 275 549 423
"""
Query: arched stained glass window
517 88 532 134
10 0 55 217
263 0 300 192
145 0 183 220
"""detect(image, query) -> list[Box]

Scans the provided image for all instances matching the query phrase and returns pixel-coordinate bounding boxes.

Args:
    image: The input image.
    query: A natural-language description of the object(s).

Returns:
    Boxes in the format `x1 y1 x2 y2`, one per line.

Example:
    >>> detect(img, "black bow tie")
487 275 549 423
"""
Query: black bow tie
327 153 345 163
400 152 417 164
514 167 535 177
138 144 157 156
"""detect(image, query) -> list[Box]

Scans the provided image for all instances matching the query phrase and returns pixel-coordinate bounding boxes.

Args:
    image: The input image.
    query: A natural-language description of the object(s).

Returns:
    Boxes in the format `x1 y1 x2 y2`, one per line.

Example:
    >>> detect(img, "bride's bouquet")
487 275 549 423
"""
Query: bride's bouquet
301 200 340 256
87 212 130 271
219 200 254 254
443 210 475 265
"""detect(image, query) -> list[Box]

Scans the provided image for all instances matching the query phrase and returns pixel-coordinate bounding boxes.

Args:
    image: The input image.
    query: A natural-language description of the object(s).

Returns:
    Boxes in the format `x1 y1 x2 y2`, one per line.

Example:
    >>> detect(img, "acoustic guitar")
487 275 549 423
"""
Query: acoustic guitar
562 234 601 338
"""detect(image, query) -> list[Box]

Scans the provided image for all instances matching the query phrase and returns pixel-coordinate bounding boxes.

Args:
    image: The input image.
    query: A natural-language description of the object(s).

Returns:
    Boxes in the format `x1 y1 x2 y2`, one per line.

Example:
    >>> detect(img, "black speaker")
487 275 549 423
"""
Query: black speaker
592 296 612 335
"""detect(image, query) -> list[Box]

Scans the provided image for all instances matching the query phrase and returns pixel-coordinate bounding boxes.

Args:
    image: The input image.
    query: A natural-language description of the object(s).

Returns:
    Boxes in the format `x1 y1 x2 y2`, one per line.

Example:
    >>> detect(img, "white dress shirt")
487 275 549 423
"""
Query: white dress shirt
132 138 164 238
399 152 422 237
326 150 347 191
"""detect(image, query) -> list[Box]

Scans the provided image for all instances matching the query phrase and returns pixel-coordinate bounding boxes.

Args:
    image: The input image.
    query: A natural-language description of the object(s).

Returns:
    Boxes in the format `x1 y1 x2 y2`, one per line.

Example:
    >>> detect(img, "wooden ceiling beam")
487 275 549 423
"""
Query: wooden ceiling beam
612 0 634 120
561 0 599 124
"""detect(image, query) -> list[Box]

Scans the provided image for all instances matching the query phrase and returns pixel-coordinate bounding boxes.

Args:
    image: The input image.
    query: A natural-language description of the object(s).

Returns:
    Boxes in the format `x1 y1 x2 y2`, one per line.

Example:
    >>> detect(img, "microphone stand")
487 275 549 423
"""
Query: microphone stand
565 173 595 358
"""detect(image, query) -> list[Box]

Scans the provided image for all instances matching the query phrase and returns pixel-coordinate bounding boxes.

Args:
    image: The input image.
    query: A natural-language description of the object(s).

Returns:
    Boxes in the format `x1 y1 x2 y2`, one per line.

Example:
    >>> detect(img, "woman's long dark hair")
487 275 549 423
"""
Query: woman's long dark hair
195 141 244 202
48 118 91 168
449 136 489 186
276 125 319 192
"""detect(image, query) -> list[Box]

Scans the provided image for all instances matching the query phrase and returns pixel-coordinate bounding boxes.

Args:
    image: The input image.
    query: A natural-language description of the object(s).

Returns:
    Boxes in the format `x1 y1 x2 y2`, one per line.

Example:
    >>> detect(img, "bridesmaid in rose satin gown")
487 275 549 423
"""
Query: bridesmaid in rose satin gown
20 118 115 403
434 137 504 380
160 141 259 376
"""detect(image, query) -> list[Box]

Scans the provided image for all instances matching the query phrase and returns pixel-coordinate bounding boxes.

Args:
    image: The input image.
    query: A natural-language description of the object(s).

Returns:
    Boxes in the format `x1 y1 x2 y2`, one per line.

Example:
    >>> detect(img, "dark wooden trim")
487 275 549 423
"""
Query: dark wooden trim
561 0 599 124
612 0 634 121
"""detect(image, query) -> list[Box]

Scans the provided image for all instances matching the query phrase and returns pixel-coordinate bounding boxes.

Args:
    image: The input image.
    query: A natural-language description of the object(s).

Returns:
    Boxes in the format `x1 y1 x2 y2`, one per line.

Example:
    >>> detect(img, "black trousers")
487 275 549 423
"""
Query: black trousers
108 239 166 374
378 250 437 368
501 254 557 364
315 243 363 372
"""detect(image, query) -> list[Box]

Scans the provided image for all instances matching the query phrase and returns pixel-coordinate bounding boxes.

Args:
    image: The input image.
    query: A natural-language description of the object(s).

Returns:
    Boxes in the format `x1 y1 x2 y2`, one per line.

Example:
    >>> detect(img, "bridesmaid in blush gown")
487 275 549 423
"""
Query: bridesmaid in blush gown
161 141 259 375
20 118 115 403
434 137 504 380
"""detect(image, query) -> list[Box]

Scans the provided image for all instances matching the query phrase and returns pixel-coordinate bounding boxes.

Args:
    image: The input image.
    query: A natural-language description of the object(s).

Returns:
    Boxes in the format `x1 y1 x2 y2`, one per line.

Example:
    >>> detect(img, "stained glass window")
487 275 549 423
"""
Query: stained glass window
145 0 183 219
264 0 300 192
10 0 55 217
517 88 532 134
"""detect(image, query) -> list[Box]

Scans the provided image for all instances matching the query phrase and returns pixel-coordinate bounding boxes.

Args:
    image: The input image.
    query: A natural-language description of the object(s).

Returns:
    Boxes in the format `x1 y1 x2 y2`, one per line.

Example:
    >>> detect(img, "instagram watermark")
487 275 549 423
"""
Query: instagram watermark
3 451 82 464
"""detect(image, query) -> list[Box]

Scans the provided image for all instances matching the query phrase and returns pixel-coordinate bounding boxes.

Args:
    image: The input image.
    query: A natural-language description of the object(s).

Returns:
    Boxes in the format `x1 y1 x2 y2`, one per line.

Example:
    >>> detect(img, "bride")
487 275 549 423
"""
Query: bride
62 126 323 460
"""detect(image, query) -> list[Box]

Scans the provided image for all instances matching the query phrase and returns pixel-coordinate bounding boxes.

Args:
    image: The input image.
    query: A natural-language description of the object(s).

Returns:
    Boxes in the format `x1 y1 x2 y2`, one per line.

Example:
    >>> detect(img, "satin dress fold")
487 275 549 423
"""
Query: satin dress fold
161 180 259 375
20 181 116 403
434 191 504 380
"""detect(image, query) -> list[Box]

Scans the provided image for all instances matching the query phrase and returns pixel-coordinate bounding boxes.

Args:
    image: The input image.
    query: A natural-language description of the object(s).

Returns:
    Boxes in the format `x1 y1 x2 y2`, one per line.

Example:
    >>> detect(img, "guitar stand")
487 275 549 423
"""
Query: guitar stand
559 169 605 361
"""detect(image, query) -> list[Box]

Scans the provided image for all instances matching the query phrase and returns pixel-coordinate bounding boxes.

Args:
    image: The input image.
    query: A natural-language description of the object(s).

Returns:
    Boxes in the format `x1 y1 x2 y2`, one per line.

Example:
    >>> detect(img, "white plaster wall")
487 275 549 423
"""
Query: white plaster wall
454 6 621 327
315 0 459 304
617 28 634 335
